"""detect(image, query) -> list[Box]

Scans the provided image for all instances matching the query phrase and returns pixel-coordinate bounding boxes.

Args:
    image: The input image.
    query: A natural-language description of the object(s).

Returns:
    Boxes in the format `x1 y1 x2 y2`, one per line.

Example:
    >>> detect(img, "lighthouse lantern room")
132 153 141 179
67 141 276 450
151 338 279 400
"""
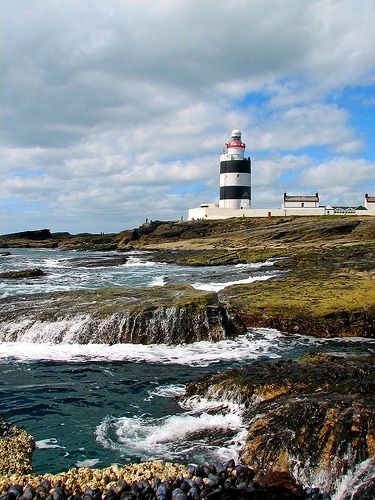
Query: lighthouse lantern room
219 129 251 209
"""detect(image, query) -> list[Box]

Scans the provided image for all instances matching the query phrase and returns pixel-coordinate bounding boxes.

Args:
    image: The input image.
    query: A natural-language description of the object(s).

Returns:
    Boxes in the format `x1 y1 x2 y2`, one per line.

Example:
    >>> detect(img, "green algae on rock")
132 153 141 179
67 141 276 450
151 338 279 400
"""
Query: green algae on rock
0 285 246 344
219 241 375 338
220 274 375 338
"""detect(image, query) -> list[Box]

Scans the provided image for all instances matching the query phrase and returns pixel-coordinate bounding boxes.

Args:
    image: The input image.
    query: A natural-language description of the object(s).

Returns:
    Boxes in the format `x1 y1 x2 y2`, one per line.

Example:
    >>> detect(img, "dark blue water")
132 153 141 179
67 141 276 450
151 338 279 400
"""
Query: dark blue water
1 361 208 472
1 332 374 474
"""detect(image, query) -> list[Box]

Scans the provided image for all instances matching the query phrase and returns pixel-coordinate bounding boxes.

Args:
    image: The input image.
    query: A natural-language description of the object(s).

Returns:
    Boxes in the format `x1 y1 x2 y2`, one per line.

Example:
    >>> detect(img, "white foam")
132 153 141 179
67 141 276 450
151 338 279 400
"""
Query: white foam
0 329 286 365
41 258 68 269
0 316 92 344
2 328 372 365
235 259 275 269
36 438 66 449
331 457 375 499
96 396 244 462
76 458 100 468
192 273 277 292
148 275 166 287
149 384 186 398
124 257 158 267
187 395 233 413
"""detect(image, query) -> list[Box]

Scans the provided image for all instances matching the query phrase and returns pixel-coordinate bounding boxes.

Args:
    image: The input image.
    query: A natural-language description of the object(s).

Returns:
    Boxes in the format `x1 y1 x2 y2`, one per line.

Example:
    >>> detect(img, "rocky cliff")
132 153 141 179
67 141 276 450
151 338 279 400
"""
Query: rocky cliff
182 354 375 492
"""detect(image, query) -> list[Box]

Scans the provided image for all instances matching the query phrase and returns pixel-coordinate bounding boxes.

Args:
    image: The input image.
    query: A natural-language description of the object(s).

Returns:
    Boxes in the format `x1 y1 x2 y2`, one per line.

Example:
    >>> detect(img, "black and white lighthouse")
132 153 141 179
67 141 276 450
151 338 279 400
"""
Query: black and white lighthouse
219 129 251 209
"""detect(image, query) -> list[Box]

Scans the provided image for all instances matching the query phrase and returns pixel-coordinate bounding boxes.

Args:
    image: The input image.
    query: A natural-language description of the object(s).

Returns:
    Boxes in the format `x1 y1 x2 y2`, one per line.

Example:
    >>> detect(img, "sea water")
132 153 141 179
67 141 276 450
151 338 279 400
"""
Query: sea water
0 249 374 477
0 248 278 297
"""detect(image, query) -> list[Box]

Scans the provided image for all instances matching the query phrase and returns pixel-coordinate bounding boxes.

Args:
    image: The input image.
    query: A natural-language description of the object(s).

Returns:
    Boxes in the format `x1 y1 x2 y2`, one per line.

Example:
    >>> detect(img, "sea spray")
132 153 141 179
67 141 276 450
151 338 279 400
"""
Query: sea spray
95 394 245 464
331 457 375 499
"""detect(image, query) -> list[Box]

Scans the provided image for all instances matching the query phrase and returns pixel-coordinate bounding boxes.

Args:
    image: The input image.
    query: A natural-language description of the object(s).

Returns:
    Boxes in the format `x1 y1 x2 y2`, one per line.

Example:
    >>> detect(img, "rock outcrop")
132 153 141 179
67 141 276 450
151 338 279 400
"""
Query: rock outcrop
2 216 375 252
219 242 375 339
182 354 375 492
68 255 128 268
0 268 46 279
0 285 246 344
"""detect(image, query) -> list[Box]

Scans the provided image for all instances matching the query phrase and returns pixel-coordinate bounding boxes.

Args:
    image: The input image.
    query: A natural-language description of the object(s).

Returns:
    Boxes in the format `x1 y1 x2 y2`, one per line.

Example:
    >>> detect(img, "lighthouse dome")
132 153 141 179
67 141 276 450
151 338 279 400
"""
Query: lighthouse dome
231 129 241 139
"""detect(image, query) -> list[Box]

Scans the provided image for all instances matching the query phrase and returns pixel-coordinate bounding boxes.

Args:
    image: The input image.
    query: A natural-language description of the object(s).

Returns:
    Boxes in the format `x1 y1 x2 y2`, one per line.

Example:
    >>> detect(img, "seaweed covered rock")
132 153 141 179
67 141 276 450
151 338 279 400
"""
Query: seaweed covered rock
0 415 35 475
148 249 249 266
0 285 246 344
67 255 128 268
220 270 375 338
182 354 375 491
0 268 45 279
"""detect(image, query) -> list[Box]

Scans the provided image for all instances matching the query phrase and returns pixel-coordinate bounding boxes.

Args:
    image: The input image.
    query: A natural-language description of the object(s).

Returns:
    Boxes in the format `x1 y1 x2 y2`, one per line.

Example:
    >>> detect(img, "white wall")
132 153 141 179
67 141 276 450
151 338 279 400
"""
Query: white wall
283 200 318 208
188 206 327 220
285 207 325 215
365 201 375 214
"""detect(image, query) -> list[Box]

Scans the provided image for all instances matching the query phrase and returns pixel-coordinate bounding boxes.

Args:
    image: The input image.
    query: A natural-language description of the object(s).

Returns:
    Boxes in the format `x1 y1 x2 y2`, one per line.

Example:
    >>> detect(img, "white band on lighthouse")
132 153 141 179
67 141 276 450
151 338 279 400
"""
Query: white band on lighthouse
219 129 251 209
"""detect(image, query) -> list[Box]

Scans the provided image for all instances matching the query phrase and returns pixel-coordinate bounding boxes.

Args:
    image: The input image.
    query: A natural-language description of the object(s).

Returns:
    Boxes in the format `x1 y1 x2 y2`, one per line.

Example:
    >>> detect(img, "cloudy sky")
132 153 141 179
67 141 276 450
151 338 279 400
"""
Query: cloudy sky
1 0 375 234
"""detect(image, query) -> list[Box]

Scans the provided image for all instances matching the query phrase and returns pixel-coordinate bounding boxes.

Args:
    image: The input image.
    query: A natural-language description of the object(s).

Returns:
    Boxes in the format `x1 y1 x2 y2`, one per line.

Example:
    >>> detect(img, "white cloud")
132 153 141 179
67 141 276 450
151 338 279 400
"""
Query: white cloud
300 158 375 186
249 104 361 152
1 0 374 232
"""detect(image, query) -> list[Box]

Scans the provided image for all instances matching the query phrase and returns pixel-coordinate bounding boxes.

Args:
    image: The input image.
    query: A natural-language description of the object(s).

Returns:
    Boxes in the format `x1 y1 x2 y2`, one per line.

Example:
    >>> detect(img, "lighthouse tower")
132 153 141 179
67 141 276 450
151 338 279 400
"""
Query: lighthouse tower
219 129 251 209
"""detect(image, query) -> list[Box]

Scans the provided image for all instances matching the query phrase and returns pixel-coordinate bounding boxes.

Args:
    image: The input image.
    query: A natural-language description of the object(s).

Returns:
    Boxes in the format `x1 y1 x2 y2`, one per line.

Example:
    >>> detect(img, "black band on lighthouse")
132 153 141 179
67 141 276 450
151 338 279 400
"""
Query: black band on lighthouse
220 186 251 200
220 158 251 174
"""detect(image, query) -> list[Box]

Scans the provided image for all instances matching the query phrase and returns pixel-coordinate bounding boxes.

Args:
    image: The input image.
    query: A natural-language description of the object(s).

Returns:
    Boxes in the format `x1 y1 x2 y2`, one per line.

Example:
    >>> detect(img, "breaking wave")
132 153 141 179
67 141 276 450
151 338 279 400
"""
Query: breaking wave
95 396 245 463
0 329 287 365
148 276 166 287
1 328 373 365
191 273 277 292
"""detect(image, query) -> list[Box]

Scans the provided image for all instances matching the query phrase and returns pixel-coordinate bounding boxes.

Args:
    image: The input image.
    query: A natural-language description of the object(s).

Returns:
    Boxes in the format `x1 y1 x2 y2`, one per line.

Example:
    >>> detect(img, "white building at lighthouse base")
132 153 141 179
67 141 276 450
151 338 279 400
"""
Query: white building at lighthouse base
188 205 326 220
188 193 371 220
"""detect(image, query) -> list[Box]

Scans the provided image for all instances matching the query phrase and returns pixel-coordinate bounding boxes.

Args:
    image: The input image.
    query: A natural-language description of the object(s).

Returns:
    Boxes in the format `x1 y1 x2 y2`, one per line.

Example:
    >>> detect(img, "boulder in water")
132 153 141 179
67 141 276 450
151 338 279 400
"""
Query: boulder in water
0 268 45 279
68 255 128 268
182 354 375 493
